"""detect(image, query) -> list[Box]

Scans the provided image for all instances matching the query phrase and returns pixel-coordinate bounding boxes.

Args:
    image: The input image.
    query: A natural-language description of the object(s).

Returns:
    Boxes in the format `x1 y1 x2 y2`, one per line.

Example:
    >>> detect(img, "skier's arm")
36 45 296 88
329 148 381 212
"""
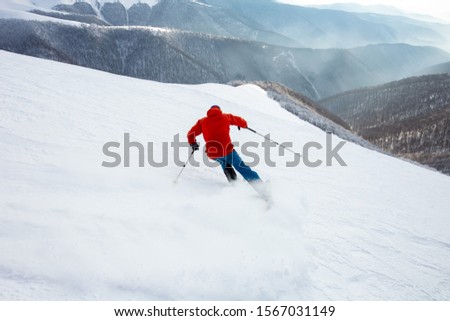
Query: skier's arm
187 120 202 144
226 114 248 128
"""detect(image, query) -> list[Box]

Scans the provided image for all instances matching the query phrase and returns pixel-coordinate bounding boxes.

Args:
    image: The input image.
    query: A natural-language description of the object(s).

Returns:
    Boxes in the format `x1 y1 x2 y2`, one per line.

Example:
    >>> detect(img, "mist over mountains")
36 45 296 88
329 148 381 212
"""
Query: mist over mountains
1 18 449 100
305 2 446 23
27 0 450 51
415 61 450 76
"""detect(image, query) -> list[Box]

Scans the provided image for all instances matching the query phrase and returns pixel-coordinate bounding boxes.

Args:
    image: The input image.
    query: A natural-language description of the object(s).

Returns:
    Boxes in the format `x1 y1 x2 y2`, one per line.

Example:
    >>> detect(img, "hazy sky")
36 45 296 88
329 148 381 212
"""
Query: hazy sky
278 0 450 22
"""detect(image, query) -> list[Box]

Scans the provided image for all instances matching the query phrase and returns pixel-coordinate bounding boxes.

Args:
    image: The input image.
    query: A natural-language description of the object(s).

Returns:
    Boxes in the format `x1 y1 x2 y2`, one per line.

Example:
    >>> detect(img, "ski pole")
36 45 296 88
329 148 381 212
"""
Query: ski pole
174 150 195 184
246 127 301 157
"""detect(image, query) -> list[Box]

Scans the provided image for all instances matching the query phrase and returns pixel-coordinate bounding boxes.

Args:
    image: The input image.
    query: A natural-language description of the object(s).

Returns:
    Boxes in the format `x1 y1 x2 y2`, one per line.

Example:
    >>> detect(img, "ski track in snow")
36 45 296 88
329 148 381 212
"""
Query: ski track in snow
0 50 450 300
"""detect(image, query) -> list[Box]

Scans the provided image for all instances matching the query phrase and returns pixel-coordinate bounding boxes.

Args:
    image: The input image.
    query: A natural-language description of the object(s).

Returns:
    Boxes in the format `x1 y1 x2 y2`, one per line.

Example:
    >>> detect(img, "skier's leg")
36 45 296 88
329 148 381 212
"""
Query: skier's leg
224 162 237 182
226 150 261 182
227 150 271 202
215 157 237 183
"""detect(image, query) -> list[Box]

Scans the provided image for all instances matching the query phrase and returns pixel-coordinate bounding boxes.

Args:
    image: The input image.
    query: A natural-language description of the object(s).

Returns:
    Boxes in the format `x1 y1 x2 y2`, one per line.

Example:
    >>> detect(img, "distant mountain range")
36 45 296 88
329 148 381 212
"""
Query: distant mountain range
14 1 450 99
28 0 450 51
206 0 450 50
1 19 449 100
319 74 450 174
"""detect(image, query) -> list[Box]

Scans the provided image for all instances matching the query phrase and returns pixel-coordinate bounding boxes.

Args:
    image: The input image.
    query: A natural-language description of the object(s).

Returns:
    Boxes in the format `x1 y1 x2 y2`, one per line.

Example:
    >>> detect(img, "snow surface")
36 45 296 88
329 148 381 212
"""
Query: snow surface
0 0 80 25
1 50 450 300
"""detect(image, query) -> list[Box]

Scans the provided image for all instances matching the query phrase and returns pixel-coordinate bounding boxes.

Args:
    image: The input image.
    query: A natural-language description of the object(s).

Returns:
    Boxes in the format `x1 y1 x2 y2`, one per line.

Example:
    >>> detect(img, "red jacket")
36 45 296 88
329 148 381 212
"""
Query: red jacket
187 107 248 159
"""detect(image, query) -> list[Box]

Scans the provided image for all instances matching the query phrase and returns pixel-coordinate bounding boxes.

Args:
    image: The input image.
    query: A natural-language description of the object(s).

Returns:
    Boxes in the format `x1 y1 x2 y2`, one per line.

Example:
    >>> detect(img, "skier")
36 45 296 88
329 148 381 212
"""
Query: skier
187 105 265 190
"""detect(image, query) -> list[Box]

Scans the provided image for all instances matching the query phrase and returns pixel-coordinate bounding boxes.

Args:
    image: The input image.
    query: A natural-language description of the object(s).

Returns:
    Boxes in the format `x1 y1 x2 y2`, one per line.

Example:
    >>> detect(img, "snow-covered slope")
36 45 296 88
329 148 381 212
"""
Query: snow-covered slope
1 50 449 300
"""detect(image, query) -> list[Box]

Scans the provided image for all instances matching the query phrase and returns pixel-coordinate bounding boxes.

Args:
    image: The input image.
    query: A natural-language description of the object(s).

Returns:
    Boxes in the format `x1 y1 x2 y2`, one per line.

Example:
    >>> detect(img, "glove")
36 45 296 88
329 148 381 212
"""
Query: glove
239 121 248 130
190 141 200 152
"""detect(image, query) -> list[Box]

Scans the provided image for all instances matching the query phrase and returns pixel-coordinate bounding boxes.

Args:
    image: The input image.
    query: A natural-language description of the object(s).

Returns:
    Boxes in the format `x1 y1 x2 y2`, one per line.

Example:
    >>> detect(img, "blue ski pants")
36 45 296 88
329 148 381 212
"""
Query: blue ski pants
214 149 261 182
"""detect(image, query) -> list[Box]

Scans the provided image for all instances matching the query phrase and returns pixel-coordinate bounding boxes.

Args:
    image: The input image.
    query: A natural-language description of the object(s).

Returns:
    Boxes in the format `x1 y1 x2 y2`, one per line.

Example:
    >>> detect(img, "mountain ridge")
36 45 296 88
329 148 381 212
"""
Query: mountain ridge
1 19 449 100
12 0 450 51
319 74 450 174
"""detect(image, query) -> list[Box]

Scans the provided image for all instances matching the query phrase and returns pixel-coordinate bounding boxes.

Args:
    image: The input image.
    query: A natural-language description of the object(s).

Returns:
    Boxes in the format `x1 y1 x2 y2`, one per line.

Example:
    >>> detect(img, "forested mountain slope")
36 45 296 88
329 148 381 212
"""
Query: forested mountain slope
320 74 450 174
